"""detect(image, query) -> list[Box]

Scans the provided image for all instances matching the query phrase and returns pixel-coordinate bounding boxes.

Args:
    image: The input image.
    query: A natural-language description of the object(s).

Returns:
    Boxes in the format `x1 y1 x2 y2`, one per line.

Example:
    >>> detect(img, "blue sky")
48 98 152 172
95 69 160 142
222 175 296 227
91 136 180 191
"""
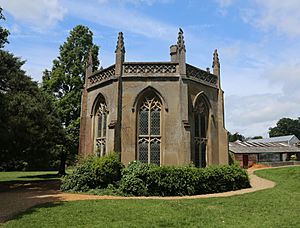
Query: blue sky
1 0 300 138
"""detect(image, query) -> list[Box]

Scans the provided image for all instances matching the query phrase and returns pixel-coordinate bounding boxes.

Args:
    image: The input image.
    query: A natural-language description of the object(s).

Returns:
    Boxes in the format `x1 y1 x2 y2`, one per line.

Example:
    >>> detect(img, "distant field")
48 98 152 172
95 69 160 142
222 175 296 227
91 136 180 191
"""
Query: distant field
0 171 60 182
3 166 300 227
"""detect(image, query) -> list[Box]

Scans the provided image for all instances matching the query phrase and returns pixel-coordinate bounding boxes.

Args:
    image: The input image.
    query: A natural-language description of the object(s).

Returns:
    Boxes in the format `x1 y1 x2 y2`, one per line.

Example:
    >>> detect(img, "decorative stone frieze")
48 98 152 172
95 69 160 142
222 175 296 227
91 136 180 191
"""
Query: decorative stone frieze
123 63 178 75
89 65 115 85
186 64 218 86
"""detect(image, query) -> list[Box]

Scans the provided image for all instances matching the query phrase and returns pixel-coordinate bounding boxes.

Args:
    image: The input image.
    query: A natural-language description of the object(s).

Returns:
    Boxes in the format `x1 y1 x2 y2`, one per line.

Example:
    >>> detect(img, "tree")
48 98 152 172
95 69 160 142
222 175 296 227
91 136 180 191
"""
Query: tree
0 50 63 170
42 25 99 174
269 117 300 139
228 132 245 142
250 136 263 140
0 7 9 48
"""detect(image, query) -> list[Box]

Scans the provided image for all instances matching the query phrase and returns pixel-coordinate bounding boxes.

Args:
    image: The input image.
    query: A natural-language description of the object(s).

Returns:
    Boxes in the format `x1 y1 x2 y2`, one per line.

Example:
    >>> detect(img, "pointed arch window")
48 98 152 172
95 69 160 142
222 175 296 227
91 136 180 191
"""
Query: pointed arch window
193 98 209 168
95 98 108 157
138 94 162 165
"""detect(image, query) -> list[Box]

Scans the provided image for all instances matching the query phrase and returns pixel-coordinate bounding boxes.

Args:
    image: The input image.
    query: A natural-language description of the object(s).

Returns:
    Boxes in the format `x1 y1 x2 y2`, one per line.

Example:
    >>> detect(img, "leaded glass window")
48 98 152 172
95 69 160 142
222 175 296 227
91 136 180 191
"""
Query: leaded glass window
138 95 161 165
193 99 208 167
95 102 108 157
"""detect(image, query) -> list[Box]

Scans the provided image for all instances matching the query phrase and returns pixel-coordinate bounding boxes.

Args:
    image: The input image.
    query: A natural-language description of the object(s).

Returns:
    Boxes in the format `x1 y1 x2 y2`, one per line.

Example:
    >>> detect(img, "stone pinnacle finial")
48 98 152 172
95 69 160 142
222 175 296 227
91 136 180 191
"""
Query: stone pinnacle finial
212 49 220 68
115 32 125 53
177 28 185 51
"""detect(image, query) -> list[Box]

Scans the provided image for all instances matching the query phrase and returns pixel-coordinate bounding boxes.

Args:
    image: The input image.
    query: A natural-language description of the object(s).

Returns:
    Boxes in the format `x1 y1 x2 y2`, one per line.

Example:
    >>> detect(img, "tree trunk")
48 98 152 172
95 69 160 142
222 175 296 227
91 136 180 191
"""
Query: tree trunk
58 152 66 175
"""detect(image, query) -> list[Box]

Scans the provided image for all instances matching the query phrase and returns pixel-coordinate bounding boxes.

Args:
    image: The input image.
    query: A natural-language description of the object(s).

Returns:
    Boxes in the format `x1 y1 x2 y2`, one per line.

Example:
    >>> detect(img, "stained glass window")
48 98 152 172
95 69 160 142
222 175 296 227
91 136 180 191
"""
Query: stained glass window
138 94 161 165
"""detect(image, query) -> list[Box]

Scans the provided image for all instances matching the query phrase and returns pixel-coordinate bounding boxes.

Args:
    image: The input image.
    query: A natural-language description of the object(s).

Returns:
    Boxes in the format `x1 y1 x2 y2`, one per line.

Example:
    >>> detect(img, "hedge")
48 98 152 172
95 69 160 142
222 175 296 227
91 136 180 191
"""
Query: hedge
61 156 251 196
118 161 251 196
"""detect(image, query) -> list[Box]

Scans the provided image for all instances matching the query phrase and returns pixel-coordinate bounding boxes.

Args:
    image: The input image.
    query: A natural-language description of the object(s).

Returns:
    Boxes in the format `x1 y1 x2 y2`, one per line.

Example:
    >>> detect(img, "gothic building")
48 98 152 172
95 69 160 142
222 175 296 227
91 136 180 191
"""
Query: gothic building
79 29 228 167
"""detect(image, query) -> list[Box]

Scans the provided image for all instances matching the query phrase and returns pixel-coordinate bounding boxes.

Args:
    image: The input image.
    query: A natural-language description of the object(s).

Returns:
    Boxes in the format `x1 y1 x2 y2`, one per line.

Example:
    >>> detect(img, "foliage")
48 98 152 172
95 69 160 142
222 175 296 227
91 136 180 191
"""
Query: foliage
6 167 300 227
228 131 245 142
0 7 9 48
92 153 124 188
228 151 237 165
269 117 300 139
61 153 123 192
250 136 263 140
0 50 63 171
119 161 250 196
60 156 95 192
86 184 124 196
42 25 99 174
118 161 153 196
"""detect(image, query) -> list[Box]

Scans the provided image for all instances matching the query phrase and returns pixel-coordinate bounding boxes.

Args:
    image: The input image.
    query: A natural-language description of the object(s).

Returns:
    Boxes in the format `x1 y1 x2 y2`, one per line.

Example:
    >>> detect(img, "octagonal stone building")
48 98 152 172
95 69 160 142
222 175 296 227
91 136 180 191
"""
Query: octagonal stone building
79 29 228 167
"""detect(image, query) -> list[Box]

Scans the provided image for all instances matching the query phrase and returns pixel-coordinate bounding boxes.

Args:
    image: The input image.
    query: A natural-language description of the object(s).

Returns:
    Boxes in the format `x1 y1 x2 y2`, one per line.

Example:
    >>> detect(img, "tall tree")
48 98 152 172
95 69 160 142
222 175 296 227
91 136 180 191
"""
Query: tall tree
0 50 63 170
0 7 9 48
269 117 300 139
42 25 99 174
0 6 62 171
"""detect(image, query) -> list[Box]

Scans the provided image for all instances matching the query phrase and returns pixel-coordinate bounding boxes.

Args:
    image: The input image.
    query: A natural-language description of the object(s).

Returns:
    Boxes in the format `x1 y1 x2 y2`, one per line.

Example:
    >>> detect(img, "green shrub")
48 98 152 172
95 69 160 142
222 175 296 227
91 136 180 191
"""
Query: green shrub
92 153 124 188
119 162 250 196
118 161 152 196
61 156 250 196
118 175 148 196
61 153 124 192
146 166 197 196
61 156 95 192
228 152 236 165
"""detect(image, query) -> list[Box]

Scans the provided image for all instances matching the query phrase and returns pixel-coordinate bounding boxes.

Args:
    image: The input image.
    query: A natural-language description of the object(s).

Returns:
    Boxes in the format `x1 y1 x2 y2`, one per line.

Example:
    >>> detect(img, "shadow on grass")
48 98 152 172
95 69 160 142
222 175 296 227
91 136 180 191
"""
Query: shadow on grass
19 173 60 179
0 179 62 193
2 198 66 224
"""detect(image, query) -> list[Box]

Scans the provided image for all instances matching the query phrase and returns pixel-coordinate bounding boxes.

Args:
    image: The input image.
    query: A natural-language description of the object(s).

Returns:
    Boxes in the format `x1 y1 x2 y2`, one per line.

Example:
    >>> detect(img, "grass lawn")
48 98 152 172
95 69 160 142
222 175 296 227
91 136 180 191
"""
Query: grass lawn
3 166 300 227
0 171 60 182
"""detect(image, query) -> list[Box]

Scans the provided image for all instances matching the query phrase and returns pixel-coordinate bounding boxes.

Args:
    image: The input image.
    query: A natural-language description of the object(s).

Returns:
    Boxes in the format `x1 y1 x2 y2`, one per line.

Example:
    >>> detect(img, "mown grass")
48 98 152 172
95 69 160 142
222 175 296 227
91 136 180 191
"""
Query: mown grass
3 166 300 227
0 171 60 182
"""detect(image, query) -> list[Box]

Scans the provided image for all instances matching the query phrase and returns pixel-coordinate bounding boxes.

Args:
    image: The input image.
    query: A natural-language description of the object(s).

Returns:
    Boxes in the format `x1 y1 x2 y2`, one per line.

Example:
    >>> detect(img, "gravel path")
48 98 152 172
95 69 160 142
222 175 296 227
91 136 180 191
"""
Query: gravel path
0 168 275 224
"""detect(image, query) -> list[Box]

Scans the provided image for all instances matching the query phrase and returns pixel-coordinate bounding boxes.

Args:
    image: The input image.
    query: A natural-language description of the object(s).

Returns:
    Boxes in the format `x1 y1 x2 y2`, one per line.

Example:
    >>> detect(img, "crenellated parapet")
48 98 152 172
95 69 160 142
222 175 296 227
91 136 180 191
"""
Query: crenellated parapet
123 62 178 75
88 62 180 88
88 62 219 88
186 64 218 87
88 64 115 86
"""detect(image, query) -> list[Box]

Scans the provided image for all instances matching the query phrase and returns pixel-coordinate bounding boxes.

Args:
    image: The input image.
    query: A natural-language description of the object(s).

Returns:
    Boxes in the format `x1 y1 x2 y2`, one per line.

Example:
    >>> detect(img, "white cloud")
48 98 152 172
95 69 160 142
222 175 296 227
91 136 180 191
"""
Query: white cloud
215 0 234 8
215 0 300 37
240 0 300 38
98 0 173 6
64 1 177 40
224 52 300 137
0 0 66 28
214 0 235 16
226 92 300 137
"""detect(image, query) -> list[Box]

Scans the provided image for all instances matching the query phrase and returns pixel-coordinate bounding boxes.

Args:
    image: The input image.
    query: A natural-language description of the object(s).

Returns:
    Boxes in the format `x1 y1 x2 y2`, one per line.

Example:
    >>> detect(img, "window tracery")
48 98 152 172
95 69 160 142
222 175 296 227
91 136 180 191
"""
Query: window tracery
95 100 108 157
138 94 162 165
194 98 208 167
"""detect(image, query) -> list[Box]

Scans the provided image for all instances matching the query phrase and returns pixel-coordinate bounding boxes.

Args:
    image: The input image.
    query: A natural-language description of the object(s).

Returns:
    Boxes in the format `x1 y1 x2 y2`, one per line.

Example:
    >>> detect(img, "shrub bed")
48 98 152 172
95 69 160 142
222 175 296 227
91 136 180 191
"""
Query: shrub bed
61 156 250 196
119 161 250 196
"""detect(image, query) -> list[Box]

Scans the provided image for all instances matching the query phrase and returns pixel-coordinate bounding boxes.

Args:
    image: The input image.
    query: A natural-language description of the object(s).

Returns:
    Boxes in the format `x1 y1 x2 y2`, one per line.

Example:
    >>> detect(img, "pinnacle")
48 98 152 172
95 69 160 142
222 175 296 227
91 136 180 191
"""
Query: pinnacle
177 28 185 50
115 32 125 53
